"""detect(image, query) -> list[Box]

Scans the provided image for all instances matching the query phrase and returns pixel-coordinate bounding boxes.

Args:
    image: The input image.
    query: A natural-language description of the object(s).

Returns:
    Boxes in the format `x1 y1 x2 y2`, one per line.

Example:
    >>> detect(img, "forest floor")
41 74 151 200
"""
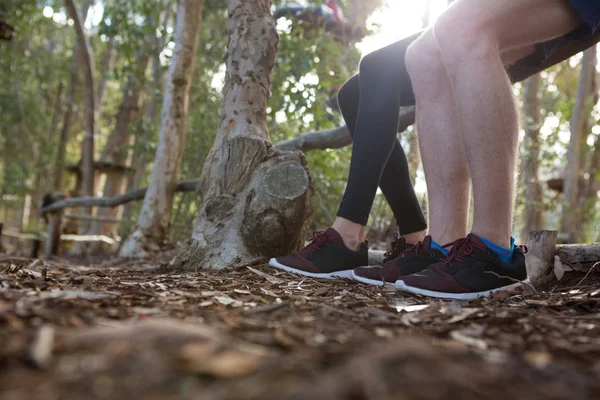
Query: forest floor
1 253 600 400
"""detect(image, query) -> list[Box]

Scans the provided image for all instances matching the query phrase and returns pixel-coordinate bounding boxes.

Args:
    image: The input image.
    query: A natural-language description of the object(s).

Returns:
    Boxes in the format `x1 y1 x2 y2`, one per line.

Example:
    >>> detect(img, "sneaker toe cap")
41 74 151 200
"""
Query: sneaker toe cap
354 265 400 283
401 264 468 293
274 254 320 274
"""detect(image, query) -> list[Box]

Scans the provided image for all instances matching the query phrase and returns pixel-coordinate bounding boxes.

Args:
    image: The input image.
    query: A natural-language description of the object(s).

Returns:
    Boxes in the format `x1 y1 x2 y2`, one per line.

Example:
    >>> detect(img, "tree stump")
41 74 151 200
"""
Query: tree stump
172 0 313 270
525 230 558 287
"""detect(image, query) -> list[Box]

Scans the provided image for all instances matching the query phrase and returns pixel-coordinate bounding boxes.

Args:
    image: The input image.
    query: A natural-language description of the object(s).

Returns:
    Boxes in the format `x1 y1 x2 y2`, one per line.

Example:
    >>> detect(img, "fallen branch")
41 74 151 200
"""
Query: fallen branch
556 243 600 270
41 179 200 215
276 107 416 152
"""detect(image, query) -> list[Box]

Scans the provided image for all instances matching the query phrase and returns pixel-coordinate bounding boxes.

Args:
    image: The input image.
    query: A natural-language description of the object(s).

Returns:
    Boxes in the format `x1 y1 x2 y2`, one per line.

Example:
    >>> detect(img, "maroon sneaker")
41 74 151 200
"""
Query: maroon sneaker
396 234 529 300
268 228 368 279
351 236 446 286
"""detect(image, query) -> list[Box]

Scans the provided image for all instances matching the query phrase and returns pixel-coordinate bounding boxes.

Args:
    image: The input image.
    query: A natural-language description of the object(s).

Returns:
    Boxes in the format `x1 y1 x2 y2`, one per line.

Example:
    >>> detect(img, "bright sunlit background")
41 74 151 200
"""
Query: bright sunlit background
358 0 449 56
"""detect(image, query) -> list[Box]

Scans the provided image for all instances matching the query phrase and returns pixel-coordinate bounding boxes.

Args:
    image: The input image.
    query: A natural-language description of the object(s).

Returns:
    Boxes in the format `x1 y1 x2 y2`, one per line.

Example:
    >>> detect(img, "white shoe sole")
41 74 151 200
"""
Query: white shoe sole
268 258 354 279
351 270 394 286
395 278 530 300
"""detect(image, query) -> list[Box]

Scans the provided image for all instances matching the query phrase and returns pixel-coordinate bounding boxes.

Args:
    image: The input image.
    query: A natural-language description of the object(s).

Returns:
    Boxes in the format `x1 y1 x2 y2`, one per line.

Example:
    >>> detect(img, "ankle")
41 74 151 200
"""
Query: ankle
331 217 365 251
402 229 427 244
472 230 511 249
340 233 362 251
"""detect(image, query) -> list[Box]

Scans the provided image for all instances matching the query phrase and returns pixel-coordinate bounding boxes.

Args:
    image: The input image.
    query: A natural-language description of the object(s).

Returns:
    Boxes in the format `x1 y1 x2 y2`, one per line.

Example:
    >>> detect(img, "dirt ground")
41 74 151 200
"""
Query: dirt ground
1 253 600 400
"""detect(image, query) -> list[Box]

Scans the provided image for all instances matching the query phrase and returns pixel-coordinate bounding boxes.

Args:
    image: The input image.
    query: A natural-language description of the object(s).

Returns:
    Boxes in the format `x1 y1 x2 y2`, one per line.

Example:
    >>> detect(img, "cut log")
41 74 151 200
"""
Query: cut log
525 230 558 286
556 243 600 270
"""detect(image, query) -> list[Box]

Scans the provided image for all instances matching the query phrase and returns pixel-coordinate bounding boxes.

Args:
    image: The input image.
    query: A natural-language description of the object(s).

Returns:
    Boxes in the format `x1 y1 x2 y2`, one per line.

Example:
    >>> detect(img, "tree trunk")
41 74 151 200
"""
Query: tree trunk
65 0 97 200
87 47 152 254
123 2 172 223
119 0 204 257
171 0 313 271
96 34 116 121
561 48 596 243
52 0 93 191
65 0 98 255
520 74 544 240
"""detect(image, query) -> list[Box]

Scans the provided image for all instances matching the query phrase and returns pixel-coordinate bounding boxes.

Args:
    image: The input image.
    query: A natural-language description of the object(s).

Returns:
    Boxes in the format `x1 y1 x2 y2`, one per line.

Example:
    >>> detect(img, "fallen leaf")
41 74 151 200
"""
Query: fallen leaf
216 296 236 306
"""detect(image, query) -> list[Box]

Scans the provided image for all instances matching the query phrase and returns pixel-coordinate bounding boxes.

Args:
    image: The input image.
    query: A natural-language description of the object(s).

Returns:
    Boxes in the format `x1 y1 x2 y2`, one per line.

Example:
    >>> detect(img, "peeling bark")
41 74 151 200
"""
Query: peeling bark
119 0 204 257
171 0 313 270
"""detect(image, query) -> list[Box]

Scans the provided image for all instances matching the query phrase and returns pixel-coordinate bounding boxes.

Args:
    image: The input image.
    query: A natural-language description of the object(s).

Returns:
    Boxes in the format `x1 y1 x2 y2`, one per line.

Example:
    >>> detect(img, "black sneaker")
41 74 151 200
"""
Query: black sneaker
396 234 529 300
268 228 368 279
351 236 445 286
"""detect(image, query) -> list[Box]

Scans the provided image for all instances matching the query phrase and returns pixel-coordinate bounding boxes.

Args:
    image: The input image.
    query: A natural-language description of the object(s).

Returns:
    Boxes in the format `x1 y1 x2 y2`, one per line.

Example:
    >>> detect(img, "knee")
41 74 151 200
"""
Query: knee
433 11 500 75
405 32 445 86
337 75 359 112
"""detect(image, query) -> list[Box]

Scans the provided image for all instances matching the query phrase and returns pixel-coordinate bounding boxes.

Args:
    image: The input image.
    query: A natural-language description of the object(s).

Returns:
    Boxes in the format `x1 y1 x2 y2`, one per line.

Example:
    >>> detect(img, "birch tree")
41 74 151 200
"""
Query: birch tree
120 0 204 257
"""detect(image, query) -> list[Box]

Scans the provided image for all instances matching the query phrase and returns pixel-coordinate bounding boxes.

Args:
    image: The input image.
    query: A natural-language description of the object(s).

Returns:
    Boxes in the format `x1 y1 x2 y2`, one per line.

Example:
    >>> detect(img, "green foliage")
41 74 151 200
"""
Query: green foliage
3 0 599 246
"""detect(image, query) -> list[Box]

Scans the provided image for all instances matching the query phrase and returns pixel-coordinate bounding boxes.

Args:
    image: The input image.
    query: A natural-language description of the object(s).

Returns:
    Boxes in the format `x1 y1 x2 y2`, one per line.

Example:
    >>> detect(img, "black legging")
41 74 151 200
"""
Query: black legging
336 33 427 235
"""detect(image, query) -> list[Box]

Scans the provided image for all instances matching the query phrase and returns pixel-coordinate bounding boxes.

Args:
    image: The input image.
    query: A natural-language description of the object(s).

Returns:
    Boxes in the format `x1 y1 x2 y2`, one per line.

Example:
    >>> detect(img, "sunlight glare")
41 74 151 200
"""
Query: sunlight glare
43 6 53 18
357 0 449 56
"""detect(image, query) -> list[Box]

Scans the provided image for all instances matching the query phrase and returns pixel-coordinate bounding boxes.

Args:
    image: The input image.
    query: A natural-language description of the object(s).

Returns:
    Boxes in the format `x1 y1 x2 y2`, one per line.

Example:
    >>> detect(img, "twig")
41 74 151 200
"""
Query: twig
484 271 536 292
570 261 599 290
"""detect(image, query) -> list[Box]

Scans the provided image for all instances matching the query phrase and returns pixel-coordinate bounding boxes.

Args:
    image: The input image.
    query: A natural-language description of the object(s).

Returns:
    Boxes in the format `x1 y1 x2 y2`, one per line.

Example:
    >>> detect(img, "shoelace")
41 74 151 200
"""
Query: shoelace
383 233 404 262
302 231 330 254
442 237 489 265
398 239 434 259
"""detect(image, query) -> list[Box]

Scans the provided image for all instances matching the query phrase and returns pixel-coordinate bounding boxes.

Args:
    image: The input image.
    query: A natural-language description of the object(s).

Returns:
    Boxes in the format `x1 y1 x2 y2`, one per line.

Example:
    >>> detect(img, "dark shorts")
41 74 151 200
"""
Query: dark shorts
539 0 600 62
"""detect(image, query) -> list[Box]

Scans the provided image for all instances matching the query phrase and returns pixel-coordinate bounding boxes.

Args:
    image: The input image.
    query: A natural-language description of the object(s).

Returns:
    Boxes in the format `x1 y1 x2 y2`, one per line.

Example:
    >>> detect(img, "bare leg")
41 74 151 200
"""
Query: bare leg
331 217 366 250
429 0 582 247
406 30 470 245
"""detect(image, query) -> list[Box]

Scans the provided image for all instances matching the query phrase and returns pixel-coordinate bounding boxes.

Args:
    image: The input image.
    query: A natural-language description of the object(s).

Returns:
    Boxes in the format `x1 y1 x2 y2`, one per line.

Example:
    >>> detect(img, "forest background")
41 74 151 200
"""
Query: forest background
1 0 599 260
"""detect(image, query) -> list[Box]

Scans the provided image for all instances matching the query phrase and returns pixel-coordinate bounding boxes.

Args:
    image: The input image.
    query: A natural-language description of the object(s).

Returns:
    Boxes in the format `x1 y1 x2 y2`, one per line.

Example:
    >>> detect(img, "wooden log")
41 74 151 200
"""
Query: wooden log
64 213 134 224
40 179 200 215
275 107 416 152
368 250 386 266
556 243 600 271
525 230 558 286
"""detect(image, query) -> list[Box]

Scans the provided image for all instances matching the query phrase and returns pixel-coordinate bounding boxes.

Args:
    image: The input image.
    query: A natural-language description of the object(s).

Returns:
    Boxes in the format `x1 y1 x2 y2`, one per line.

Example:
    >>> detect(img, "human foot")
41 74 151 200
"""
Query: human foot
268 228 368 279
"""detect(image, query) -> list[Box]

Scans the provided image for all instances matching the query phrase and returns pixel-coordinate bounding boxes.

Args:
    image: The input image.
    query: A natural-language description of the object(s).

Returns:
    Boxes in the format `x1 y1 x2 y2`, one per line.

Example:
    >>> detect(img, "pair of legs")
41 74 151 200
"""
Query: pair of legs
334 34 427 250
404 0 582 248
334 0 582 251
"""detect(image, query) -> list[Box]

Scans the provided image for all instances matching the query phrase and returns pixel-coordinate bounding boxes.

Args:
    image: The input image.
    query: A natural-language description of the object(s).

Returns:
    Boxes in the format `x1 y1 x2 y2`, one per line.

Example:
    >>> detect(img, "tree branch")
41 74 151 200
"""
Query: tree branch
41 179 200 215
275 106 416 152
